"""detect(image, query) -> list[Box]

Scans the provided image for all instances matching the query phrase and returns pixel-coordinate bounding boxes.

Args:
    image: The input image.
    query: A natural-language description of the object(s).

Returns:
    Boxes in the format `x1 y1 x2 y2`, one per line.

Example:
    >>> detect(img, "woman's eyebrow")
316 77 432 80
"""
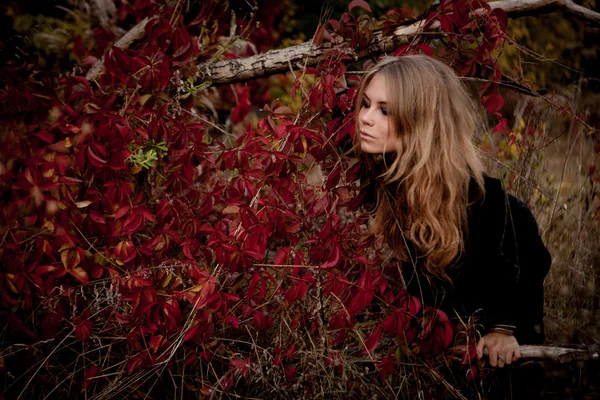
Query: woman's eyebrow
363 94 387 104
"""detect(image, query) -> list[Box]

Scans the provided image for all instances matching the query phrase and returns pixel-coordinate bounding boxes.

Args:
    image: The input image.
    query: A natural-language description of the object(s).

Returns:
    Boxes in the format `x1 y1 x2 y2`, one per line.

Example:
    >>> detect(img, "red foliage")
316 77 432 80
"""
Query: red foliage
0 0 523 396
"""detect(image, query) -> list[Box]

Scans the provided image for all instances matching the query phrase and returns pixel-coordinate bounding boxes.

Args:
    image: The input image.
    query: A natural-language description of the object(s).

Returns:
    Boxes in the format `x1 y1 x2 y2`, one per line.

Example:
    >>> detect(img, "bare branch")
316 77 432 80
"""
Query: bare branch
490 0 600 24
195 20 427 86
518 344 600 362
352 344 600 365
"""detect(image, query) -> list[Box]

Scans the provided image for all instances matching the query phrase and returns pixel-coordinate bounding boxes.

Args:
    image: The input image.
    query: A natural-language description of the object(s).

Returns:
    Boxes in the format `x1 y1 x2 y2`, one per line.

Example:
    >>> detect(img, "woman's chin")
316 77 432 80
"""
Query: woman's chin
360 142 380 153
361 141 393 154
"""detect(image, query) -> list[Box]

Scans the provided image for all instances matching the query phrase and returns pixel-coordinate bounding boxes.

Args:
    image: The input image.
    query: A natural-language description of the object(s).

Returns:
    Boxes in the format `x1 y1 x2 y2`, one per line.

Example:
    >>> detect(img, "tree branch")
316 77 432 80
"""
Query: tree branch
84 0 600 85
195 20 428 86
490 0 600 23
512 345 599 363
353 344 600 365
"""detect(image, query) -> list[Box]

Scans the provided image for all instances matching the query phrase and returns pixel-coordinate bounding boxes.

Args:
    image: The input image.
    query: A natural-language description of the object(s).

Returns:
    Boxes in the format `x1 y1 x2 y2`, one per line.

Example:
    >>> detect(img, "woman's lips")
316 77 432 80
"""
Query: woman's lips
360 131 375 140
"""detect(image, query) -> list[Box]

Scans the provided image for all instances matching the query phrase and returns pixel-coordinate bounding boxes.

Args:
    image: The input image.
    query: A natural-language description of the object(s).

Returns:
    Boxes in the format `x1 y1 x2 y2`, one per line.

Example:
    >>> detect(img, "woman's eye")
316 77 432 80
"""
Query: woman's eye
362 100 370 108
381 108 388 116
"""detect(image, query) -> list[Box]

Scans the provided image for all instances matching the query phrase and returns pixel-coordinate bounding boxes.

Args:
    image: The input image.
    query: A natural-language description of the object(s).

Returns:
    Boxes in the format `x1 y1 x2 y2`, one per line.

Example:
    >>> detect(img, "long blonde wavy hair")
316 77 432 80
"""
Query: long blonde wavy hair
355 55 485 278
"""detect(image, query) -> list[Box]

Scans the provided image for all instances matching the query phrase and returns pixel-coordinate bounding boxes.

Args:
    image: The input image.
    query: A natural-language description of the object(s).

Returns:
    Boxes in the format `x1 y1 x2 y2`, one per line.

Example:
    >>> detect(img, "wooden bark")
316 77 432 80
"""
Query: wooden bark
464 344 599 363
518 344 600 363
85 0 600 84
490 0 600 22
370 344 600 364
196 20 428 86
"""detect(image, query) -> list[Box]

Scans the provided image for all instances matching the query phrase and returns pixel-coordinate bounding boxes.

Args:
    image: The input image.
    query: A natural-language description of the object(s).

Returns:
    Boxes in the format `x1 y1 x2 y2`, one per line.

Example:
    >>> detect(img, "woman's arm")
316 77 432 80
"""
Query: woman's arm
467 179 551 367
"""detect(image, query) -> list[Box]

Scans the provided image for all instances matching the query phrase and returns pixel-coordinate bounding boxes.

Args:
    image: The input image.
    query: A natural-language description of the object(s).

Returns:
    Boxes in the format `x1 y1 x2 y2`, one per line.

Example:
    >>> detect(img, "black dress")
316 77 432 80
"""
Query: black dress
400 176 552 344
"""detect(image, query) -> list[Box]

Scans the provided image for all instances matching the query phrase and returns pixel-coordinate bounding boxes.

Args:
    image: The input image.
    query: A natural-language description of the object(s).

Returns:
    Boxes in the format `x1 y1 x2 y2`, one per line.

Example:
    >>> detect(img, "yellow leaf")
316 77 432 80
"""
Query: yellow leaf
223 205 240 214
139 94 152 106
43 220 55 232
6 274 18 294
61 248 81 269
188 283 204 293
43 167 55 178
69 267 88 284
161 273 173 288
58 243 74 252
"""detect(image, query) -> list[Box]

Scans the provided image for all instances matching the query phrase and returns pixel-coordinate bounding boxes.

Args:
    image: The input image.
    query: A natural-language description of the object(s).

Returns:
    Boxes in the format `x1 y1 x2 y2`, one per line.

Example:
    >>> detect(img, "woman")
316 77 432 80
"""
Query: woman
354 55 551 368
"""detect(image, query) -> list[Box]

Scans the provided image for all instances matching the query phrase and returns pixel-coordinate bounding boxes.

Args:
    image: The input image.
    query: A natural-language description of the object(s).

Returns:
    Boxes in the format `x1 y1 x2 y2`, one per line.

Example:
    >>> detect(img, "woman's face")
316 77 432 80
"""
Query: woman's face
358 73 398 154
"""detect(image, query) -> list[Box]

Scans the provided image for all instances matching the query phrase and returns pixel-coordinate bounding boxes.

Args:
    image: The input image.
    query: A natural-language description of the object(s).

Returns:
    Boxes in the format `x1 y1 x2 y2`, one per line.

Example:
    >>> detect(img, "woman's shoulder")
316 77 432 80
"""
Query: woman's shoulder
469 175 506 214
483 175 503 193
468 176 544 242
476 175 534 216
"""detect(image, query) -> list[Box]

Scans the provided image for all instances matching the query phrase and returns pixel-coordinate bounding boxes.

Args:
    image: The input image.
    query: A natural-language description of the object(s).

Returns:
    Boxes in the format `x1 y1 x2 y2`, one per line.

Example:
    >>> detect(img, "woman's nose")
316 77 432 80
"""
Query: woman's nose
360 109 373 126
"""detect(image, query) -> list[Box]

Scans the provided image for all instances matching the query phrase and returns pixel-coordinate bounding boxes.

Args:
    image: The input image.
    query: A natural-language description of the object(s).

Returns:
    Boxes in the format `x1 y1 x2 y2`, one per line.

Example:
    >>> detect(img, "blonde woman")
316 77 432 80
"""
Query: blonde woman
355 55 551 368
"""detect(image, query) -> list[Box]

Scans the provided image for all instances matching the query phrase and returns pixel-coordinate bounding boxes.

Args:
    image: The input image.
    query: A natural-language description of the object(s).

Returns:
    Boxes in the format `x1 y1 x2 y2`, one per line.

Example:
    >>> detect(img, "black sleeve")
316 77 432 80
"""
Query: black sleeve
460 178 551 343
505 194 551 344
458 178 519 330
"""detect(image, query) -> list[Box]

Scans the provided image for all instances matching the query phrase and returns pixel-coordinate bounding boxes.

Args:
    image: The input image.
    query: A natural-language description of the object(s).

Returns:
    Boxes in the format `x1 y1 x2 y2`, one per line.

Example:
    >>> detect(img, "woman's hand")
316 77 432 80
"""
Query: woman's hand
476 332 520 368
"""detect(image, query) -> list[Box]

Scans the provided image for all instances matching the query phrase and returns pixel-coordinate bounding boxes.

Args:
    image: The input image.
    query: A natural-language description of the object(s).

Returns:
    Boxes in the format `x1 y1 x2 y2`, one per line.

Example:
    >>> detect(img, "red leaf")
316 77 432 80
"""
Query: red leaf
348 272 375 313
440 14 454 32
348 0 372 12
492 118 507 133
47 140 70 153
82 365 98 390
182 238 201 260
491 8 508 31
35 131 54 143
74 317 92 340
273 247 291 265
87 146 108 166
35 265 58 275
171 27 197 66
364 327 382 354
110 204 130 219
285 281 307 305
328 19 340 32
376 357 396 380
89 210 106 224
393 44 410 56
275 121 292 139
253 310 273 331
231 358 251 377
415 44 433 56
483 94 504 113
225 315 240 329
240 207 259 230
417 307 454 356
325 164 341 190
320 242 341 269
184 323 201 342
